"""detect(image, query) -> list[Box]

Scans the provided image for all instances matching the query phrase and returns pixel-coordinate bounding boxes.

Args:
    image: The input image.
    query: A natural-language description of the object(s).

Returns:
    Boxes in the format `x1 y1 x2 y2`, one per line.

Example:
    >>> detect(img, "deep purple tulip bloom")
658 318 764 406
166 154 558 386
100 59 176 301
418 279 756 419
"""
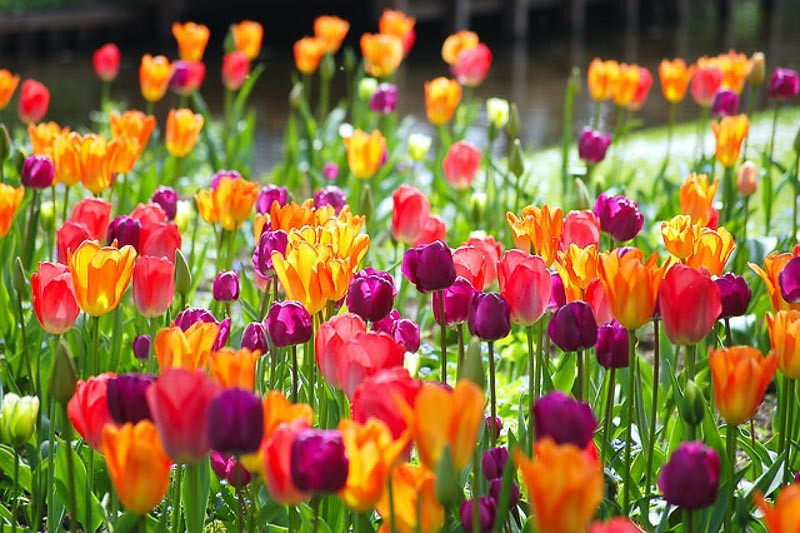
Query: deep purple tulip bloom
150 186 178 220
373 310 421 352
211 170 242 189
132 335 150 360
402 240 457 293
313 185 347 214
710 89 740 117
715 272 752 317
107 215 141 250
369 83 398 114
256 185 289 214
290 428 349 493
482 447 509 481
486 416 502 440
322 162 339 181
266 300 312 347
432 276 476 326
489 478 520 508
459 496 496 533
595 321 630 369
213 270 240 302
769 67 800 101
241 322 268 353
252 229 289 280
779 256 800 304
548 271 566 311
106 373 155 424
468 292 511 341
213 317 232 351
533 391 598 448
346 268 396 322
658 441 720 509
210 451 251 487
593 193 644 242
207 388 264 455
548 301 598 352
578 127 612 164
21 155 55 189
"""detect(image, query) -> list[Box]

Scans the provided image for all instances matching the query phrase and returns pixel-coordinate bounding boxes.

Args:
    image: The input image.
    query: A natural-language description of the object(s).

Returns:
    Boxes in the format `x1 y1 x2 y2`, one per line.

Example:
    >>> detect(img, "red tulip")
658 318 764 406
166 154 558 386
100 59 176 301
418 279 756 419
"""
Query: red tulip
133 256 175 317
561 210 601 251
31 262 80 334
222 50 250 91
442 140 481 190
464 235 502 287
452 245 488 291
69 198 112 240
659 264 722 346
691 67 724 107
130 202 167 228
67 372 117 450
57 221 93 264
585 278 613 325
93 43 121 82
391 185 430 244
497 250 552 326
452 43 492 87
18 79 50 124
628 66 653 111
140 222 181 259
263 419 311 505
413 215 447 247
351 367 422 441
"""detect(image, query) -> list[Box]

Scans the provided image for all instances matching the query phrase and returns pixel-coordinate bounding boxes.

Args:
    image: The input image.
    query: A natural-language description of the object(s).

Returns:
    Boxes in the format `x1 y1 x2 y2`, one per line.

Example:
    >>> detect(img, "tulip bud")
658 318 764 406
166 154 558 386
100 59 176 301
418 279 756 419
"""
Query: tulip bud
573 178 592 211
174 249 192 298
748 52 765 86
290 428 349 493
578 128 612 164
207 388 264 455
12 149 26 173
370 83 398 114
737 161 758 196
506 102 520 138
358 77 379 101
241 322 268 353
346 268 396 322
106 215 141 250
289 82 304 109
489 478 520 509
486 416 501 441
359 180 373 221
132 334 151 360
0 393 39 448
175 200 191 233
460 496 496 533
39 200 55 230
13 256 26 296
595 321 630 369
715 273 752 318
319 52 335 81
213 270 240 302
408 133 432 162
679 380 705 427
435 447 464 507
21 155 54 189
468 292 512 341
658 441 720 509
482 447 509 481
533 391 598 448
709 89 740 118
0 124 11 162
107 373 155 424
266 300 312 347
769 67 800 101
460 340 485 390
150 186 179 220
509 139 524 179
322 162 339 181
486 98 510 129
548 301 598 352
50 340 78 403
794 125 800 155
343 47 357 73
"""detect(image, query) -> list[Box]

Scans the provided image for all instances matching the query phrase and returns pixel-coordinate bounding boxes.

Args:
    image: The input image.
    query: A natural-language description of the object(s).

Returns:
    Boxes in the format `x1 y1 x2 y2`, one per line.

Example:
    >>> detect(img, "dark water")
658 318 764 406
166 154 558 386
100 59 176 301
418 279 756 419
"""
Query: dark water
1 0 799 174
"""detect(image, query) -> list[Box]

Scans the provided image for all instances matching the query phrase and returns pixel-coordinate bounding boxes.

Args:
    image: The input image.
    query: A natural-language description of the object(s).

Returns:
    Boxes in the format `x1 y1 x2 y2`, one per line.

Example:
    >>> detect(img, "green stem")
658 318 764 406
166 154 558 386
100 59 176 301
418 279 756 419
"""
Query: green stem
61 403 78 533
12 447 19 531
61 186 70 223
457 323 465 378
437 290 447 385
472 448 480 533
86 448 94 532
90 315 100 376
645 319 661 497
312 497 320 533
685 343 697 385
172 464 183 533
785 379 795 483
147 317 158 374
291 344 298 403
623 329 636 514
526 324 536 454
779 375 789 460
49 184 56 261
793 153 799 245
722 165 735 224
16 291 34 395
696 106 709 162
22 189 39 268
666 102 675 166
686 509 694 533
765 104 781 234
602 368 616 467
576 350 584 401
488 341 497 446
725 423 737 532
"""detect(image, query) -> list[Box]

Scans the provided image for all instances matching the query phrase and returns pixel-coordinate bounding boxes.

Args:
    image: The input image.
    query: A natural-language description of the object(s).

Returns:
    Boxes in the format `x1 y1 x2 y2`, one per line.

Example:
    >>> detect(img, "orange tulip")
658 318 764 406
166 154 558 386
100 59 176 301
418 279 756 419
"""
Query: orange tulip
661 214 696 260
338 418 408 512
556 243 599 299
378 9 416 55
424 77 461 125
344 129 386 179
314 16 349 53
154 322 220 372
716 50 751 93
711 114 749 168
294 37 327 75
613 64 641 107
29 122 68 157
0 69 19 109
361 33 404 78
165 108 203 158
81 134 123 195
0 184 25 238
750 251 800 312
679 172 720 228
172 21 210 62
139 55 172 103
195 174 259 231
658 58 695 103
209 347 261 390
110 110 156 156
441 30 479 65
376 463 444 533
587 58 620 101
232 20 263 60
514 438 603 533
755 483 800 533
767 310 800 379
506 205 564 267
68 240 137 316
52 132 82 187
597 249 665 331
684 227 735 276
101 421 172 515
709 346 777 425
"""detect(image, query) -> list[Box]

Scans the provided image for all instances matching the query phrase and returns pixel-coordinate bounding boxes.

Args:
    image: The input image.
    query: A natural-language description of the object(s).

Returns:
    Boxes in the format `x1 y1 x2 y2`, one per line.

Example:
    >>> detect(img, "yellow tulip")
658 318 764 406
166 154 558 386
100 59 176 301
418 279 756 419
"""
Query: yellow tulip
67 240 137 316
166 108 204 158
376 463 444 533
344 129 386 179
154 322 220 372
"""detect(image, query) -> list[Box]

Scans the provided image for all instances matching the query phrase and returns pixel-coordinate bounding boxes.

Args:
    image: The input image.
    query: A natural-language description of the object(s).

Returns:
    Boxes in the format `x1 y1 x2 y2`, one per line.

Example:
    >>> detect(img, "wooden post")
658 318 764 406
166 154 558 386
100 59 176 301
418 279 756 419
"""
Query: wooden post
571 0 586 34
449 0 470 32
506 0 529 40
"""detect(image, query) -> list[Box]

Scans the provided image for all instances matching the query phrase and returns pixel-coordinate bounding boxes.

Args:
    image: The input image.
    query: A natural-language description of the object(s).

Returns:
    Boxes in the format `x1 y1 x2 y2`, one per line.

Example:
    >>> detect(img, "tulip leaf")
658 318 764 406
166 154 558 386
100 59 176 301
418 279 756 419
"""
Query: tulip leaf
551 353 576 394
182 458 211 533
53 439 104 533
0 444 32 492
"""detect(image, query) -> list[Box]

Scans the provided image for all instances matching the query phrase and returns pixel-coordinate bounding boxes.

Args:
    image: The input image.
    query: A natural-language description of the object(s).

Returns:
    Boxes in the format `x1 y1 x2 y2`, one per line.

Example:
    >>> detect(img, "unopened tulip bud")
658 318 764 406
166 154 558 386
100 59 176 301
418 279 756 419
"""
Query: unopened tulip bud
0 124 11 162
482 447 509 480
435 447 464 507
132 335 151 360
50 340 77 404
737 161 758 196
213 270 240 302
748 52 765 86
460 340 485 390
509 139 524 178
0 393 39 448
174 249 192 298
358 77 379 101
13 256 26 296
320 52 335 81
679 380 705 427
343 47 357 73
289 82 304 109
359 180 373 221
39 200 55 230
21 155 54 189
486 97 509 129
460 496 496 533
408 133 432 162
175 200 191 233
507 102 520 138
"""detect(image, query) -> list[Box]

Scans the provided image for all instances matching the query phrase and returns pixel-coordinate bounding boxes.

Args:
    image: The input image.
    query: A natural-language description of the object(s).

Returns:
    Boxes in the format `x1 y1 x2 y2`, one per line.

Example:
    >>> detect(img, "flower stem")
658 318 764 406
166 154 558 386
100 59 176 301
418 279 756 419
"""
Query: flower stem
15 290 34 396
602 368 616 467
576 350 584 402
12 447 19 531
457 323 465 377
387 467 396 533
172 464 183 533
526 324 536 454
644 319 661 497
437 290 447 385
291 344 298 403
785 379 795 483
765 104 781 234
488 341 497 446
61 403 78 533
472 447 481 533
623 329 636 514
725 423 737 531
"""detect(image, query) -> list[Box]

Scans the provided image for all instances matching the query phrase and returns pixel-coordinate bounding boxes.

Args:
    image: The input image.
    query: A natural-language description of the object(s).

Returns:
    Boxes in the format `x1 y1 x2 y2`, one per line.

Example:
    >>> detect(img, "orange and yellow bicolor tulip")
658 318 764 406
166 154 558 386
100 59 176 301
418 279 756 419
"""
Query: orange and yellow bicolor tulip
424 77 461 125
378 9 415 55
699 50 751 94
679 172 720 228
0 184 25 238
361 33 404 78
110 110 156 156
514 438 603 533
209 347 261 390
556 243 599 300
598 248 665 331
154 322 220 372
767 310 800 379
287 215 369 269
338 418 409 512
506 205 564 267
684 227 735 276
172 21 210 62
0 69 19 109
52 132 83 186
232 20 263 60
294 36 327 75
139 55 172 103
587 59 620 101
376 463 444 533
661 215 696 260
709 345 777 426
81 133 124 194
67 240 137 316
344 129 386 179
441 30 479 65
711 114 749 168
314 16 349 53
28 122 68 157
258 199 316 237
612 63 641 107
165 108 204 158
750 250 800 312
659 58 695 103
195 174 259 231
755 483 800 533
101 421 172 516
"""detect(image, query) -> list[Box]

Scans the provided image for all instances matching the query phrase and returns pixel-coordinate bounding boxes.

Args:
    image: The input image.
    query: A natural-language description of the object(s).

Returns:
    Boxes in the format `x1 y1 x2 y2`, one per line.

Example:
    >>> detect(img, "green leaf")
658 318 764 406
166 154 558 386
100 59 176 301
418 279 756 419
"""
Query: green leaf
0 444 32 492
182 458 211 533
53 439 104 532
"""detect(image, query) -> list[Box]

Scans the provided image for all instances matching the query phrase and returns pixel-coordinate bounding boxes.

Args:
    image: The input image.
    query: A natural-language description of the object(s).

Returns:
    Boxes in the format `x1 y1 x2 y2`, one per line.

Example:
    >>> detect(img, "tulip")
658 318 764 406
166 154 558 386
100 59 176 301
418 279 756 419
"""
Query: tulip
578 127 612 165
497 250 551 327
750 251 800 312
561 210 601 250
101 421 172 515
748 52 766 86
109 109 156 154
453 43 492 87
486 416 502 441
548 271 567 311
0 183 24 238
155 322 219 371
658 441 720 509
343 129 386 179
441 30 479 65
451 245 488 290
290 428 349 492
442 140 481 190
486 98 509 128
28 121 65 157
627 66 653 111
709 346 777 425
146 368 221 463
67 372 116 450
489 477 520 509
209 347 260 390
313 15 349 53
313 185 347 214
402 240 456 293
68 240 137 316
0 69 19 110
468 292 511 341
146 188 177 223
252 229 289 281
195 175 259 231
18 79 50 123
710 88 740 117
555 244 599 300
408 133 432 161
593 193 643 242
598 249 665 331
106 216 141 251
711 114 749 168
659 59 695 103
360 33 404 78
210 451 251 487
482 447 510 480
213 270 240 302
266 300 312 347
232 20 263 59
346 268 396 322
255 185 289 215
351 367 421 441
321 162 339 181
592 321 628 369
414 215 448 247
139 54 172 102
425 77 461 125
779 256 800 304
241 322 268 353
533 391 597 449
589 517 643 533
612 63 640 107
392 185 431 244
31 261 79 334
21 154 55 189
132 256 175 318
714 272 751 318
372 310 421 353
379 9 415 54
506 205 563 267
166 108 204 158
659 264 721 346
294 36 327 74
172 21 209 61
679 173 720 228
431 276 475 326
0 393 39 448
514 439 603 533
106 373 155 424
460 496 496 533
377 463 444 533
691 66 724 107
736 160 758 196
369 83 398 114
359 77 379 101
769 68 800 101
548 301 598 352
755 483 800 532
132 335 150 360
684 227 736 276
222 50 250 91
169 60 205 96
767 310 800 379
207 388 263 455
587 59 620 101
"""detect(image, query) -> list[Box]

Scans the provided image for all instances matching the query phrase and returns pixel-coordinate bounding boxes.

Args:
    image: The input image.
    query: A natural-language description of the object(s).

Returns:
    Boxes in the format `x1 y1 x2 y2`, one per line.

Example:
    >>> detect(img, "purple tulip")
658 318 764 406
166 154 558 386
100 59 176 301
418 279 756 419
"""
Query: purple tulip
779 256 800 304
322 162 339 181
150 186 178 220
21 155 55 189
256 185 289 214
710 89 740 117
578 127 612 164
210 451 251 487
548 271 566 311
595 321 630 369
658 441 720 509
213 270 240 302
486 416 502 440
241 322 268 353
593 193 644 242
313 185 347 214
174 308 230 350
468 292 511 341
213 317 232 351
207 388 264 455
132 335 150 360
548 301 598 352
370 83 398 114
346 268 396 322
432 276 476 326
252 229 289 281
106 373 155 424
795 470 800 484
769 67 800 101
402 240 457 293
459 496 496 533
533 391 597 448
489 478 520 508
290 428 349 493
106 215 141 250
482 447 509 481
266 300 312 347
373 310 421 352
211 170 242 189
715 273 752 317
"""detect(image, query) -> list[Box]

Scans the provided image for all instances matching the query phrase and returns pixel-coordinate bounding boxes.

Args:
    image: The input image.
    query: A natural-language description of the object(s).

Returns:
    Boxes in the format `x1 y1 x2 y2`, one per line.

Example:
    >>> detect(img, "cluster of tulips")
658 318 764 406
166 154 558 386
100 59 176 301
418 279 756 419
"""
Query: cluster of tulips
1 6 800 533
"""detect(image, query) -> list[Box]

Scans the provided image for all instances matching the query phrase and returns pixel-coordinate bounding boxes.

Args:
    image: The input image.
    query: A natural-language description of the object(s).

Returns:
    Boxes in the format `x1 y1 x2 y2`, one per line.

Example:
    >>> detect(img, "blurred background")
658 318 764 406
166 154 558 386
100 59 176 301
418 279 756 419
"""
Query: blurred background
0 0 797 173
